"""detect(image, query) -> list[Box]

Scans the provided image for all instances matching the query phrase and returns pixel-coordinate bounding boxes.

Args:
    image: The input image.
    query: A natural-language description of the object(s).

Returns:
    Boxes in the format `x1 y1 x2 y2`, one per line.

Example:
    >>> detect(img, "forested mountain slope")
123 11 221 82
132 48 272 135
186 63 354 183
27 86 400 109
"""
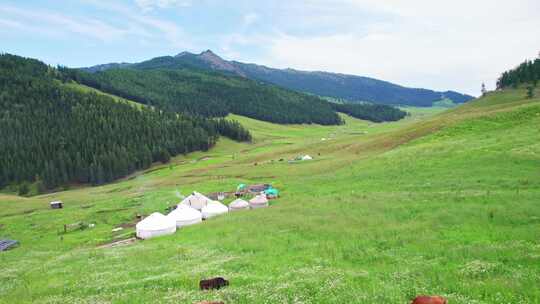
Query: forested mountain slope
62 67 345 125
84 50 474 107
232 63 473 106
0 54 249 191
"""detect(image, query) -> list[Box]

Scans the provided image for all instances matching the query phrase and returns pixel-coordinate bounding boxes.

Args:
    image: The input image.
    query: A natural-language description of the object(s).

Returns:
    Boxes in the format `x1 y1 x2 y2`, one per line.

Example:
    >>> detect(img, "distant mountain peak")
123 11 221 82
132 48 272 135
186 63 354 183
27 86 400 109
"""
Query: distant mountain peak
198 49 223 62
175 51 194 57
196 49 245 76
200 49 216 56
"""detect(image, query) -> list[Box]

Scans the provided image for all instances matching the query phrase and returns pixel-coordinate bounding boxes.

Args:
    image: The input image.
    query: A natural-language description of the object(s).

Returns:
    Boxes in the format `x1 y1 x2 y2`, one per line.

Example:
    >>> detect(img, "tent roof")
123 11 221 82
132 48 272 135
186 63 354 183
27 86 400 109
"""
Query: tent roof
180 191 212 206
136 212 176 231
264 188 279 195
229 198 249 208
167 205 202 221
202 201 228 212
249 194 268 204
181 191 211 202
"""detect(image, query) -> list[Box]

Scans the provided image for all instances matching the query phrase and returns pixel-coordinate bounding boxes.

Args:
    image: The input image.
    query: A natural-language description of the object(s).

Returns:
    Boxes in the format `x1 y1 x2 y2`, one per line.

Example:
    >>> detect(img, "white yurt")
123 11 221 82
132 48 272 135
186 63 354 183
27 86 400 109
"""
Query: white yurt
167 205 202 228
228 198 250 211
301 155 313 161
180 191 212 210
136 212 177 240
249 194 269 209
201 201 229 219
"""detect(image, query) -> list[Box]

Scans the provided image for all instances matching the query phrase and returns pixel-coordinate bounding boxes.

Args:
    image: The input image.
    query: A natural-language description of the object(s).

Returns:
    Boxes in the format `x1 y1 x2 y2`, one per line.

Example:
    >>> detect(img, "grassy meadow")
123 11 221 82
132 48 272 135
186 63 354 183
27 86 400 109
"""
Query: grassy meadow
0 88 539 303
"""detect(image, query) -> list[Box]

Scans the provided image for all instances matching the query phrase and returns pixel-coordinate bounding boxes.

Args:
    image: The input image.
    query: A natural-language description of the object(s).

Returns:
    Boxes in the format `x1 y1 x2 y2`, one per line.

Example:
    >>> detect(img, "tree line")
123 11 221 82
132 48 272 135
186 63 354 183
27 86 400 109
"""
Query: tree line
497 56 540 89
0 54 250 192
329 102 407 122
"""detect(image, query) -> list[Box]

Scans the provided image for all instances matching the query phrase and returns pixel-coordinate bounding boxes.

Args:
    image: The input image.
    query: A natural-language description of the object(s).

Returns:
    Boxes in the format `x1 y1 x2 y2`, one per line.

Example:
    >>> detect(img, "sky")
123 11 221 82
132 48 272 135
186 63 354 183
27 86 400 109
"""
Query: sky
1 0 539 96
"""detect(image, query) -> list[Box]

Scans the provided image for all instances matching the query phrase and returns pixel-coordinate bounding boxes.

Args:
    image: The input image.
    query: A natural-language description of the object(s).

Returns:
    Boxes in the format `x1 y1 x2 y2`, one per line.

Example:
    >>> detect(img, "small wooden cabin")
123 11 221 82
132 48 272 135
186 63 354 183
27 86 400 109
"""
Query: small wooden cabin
50 201 63 209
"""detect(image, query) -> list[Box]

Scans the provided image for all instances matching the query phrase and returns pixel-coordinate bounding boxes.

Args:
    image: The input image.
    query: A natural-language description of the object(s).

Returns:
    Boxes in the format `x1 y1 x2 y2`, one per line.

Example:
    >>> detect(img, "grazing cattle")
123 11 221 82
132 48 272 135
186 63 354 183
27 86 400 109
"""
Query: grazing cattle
411 296 447 304
199 277 229 290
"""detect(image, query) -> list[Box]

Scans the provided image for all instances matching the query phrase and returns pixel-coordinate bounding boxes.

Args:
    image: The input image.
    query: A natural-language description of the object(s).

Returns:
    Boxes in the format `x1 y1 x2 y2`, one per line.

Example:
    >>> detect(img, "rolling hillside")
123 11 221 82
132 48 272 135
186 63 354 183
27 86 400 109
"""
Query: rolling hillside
1 85 538 303
83 50 475 107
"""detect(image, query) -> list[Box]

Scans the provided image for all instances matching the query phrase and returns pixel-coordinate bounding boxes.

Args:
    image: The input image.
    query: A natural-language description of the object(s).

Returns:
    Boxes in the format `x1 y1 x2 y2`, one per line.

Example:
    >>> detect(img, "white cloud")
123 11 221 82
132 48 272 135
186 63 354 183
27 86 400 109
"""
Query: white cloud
246 0 540 95
242 13 259 27
134 0 191 11
0 18 22 29
135 15 192 48
67 0 194 49
0 1 196 62
0 5 127 42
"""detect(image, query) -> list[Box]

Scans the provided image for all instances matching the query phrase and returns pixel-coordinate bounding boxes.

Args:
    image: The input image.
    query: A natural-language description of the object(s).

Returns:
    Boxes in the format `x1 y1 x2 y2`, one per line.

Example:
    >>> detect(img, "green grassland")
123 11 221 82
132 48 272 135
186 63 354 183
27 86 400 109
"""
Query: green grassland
1 88 539 303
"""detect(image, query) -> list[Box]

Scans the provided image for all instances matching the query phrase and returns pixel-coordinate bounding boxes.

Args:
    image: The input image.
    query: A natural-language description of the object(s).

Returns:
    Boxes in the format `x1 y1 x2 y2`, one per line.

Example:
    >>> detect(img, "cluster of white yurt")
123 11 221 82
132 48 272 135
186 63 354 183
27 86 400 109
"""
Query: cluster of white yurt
135 212 177 240
249 194 269 209
228 198 250 211
136 191 273 240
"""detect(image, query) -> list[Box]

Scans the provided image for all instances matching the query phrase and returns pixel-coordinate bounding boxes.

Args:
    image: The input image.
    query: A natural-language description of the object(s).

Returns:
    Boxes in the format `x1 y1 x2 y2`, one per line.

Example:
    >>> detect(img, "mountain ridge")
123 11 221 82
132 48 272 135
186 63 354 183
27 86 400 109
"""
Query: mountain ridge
82 50 474 107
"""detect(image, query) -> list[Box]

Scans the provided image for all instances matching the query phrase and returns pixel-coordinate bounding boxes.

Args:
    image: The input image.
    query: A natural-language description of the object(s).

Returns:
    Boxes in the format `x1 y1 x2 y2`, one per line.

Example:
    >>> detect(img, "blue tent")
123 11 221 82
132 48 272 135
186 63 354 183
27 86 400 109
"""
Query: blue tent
264 188 279 197
0 239 19 251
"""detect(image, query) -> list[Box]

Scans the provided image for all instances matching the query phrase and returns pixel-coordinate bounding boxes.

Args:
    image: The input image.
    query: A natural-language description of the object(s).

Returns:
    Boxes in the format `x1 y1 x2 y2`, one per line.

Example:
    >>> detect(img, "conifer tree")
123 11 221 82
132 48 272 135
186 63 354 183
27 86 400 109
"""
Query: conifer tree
527 86 534 99
18 182 30 196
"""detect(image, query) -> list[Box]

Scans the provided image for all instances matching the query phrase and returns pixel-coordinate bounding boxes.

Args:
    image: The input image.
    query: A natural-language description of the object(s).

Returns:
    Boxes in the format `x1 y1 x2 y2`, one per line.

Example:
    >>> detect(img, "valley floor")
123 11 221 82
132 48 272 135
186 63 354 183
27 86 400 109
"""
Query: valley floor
1 89 539 303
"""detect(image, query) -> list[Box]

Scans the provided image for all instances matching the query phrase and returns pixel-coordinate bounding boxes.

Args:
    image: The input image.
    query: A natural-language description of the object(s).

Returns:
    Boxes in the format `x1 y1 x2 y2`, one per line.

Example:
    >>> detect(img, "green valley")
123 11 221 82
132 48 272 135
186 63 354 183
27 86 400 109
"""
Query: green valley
1 85 539 303
2 2 539 303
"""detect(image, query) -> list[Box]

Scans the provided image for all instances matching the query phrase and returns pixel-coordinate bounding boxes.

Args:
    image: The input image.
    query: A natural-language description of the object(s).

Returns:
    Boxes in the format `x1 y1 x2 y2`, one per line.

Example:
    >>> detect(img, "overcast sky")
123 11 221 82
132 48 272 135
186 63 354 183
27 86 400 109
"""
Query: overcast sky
1 0 539 95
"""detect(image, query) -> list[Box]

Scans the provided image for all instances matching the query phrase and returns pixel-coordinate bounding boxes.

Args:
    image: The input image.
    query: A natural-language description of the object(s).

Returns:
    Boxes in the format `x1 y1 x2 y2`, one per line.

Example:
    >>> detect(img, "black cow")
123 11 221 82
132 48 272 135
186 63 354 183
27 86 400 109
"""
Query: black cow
199 277 229 290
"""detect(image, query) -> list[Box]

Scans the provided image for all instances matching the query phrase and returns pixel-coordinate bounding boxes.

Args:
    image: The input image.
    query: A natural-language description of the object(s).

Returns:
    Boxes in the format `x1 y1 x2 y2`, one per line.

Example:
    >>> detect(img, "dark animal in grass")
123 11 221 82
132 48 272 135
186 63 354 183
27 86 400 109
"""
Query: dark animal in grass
411 295 447 304
199 277 229 290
